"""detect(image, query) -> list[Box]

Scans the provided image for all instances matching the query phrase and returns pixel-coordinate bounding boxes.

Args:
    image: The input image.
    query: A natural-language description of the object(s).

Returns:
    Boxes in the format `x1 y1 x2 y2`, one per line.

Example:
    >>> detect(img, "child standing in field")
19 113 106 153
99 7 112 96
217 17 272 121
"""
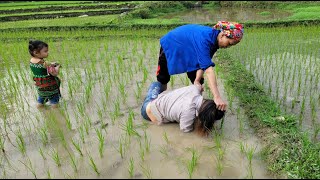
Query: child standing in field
29 40 61 108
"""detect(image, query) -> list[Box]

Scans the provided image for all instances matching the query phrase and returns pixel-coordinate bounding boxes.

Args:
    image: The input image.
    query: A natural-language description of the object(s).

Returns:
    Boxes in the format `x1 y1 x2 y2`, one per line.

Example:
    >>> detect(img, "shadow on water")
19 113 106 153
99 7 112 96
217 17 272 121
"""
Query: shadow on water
164 7 292 23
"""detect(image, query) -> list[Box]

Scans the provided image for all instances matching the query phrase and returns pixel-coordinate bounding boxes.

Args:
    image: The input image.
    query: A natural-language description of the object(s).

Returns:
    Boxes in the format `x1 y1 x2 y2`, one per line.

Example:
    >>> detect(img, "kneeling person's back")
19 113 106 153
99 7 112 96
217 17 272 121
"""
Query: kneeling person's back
149 85 203 132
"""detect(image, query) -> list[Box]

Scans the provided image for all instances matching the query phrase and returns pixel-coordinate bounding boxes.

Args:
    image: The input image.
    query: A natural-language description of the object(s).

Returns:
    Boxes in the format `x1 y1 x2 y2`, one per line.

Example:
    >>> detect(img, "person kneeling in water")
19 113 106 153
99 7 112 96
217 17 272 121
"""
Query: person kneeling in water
141 81 225 137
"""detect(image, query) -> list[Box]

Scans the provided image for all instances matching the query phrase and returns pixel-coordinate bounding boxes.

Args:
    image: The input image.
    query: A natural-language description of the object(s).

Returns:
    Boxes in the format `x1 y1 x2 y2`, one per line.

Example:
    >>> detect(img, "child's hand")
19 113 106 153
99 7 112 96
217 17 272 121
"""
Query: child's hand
51 62 61 67
47 63 60 76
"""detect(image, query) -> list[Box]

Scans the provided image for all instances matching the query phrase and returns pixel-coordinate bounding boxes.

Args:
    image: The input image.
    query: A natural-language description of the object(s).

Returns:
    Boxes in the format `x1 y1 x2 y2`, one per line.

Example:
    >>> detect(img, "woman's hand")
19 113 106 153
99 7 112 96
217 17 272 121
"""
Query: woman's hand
214 96 227 111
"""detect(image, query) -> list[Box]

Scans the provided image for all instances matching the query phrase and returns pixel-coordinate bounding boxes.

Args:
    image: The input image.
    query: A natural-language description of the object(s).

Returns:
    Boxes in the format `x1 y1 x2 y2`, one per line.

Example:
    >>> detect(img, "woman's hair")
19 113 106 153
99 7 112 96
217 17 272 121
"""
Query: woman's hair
194 99 225 137
28 40 48 57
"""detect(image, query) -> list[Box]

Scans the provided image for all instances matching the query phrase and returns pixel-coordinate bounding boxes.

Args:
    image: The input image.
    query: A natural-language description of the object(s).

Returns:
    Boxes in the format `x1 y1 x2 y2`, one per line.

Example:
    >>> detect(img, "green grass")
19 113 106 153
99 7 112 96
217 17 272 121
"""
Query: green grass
273 2 320 20
0 1 137 10
0 14 118 29
286 11 320 20
0 8 123 18
0 1 88 7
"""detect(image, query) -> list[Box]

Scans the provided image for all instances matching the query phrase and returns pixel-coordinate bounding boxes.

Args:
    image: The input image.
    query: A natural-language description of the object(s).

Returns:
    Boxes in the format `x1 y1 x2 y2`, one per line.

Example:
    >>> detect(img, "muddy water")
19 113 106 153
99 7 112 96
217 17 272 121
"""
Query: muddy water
164 7 292 23
0 39 280 178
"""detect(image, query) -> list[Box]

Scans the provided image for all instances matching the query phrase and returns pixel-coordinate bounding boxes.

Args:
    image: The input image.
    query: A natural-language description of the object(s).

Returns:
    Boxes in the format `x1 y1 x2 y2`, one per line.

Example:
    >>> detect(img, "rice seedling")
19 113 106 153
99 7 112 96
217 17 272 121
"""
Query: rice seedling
0 134 5 153
162 131 169 144
15 128 26 156
71 138 83 156
103 83 111 102
144 131 150 153
76 101 86 117
19 157 37 178
313 123 320 142
128 157 134 178
79 126 86 144
213 131 222 149
239 141 246 155
123 109 140 138
2 114 9 137
97 108 103 122
299 96 306 127
216 159 224 176
142 66 148 84
246 145 257 179
118 137 125 159
186 147 199 179
119 81 127 103
56 128 68 150
139 146 145 162
237 107 244 135
134 82 142 103
68 151 78 172
84 118 91 135
140 162 152 179
95 128 105 158
217 147 225 161
227 88 235 110
50 148 61 167
113 97 121 119
159 145 168 158
219 116 225 130
310 99 316 125
64 113 72 131
88 155 100 176
39 147 46 160
47 169 52 179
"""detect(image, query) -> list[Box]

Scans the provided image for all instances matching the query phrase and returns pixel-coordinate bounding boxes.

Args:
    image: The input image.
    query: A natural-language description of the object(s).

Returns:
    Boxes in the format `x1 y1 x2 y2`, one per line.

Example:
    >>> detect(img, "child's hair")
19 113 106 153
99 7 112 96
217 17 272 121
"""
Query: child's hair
28 40 48 57
194 99 225 137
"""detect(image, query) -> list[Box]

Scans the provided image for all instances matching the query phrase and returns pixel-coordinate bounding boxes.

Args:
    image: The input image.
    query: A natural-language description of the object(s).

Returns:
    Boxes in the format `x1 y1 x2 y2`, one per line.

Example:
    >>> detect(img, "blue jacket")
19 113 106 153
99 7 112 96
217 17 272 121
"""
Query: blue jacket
160 24 220 75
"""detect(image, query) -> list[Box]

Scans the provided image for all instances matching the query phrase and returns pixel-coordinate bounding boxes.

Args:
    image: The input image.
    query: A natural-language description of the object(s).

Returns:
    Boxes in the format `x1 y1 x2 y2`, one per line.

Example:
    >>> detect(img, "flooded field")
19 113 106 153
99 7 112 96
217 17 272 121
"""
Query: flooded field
225 26 320 141
163 7 293 23
0 36 280 178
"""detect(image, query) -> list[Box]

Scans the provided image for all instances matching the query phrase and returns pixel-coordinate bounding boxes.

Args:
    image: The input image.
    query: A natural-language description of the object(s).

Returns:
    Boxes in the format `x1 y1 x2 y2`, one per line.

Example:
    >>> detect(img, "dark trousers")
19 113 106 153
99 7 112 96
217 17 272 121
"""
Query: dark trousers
156 47 204 85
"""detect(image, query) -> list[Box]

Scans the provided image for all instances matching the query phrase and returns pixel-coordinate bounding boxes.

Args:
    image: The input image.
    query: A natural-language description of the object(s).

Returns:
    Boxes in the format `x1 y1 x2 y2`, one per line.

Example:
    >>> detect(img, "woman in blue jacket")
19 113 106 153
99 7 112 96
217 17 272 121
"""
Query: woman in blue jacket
156 21 244 112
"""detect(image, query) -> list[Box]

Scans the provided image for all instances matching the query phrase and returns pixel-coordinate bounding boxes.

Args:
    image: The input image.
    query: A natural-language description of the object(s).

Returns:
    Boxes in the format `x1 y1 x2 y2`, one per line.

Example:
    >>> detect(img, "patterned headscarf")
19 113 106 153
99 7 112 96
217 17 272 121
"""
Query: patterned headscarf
213 21 244 41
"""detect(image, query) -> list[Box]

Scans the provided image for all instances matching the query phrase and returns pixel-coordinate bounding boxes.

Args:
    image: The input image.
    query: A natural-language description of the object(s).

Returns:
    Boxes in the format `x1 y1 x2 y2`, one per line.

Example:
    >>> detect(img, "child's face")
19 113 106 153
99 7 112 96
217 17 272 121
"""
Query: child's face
218 34 241 48
33 47 49 58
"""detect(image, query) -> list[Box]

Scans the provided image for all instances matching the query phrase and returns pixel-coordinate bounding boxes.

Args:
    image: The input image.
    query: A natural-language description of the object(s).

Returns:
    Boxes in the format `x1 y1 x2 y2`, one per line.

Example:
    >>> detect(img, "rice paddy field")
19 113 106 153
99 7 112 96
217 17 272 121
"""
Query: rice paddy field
0 1 319 179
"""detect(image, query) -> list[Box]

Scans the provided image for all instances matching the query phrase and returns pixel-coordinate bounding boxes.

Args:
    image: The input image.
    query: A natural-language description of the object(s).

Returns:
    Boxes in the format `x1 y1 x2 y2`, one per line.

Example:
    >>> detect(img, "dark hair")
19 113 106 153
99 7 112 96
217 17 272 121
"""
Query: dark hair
28 40 48 57
194 99 225 137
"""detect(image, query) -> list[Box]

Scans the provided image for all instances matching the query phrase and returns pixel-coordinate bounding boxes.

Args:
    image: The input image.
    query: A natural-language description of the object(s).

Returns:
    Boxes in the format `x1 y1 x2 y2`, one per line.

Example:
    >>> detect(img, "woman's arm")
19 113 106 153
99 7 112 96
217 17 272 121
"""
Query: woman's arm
204 66 227 111
194 69 204 92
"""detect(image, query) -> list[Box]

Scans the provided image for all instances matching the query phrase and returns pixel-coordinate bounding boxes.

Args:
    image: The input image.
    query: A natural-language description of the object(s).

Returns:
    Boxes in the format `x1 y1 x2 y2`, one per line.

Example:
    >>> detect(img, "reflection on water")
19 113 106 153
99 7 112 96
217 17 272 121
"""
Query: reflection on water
164 7 292 23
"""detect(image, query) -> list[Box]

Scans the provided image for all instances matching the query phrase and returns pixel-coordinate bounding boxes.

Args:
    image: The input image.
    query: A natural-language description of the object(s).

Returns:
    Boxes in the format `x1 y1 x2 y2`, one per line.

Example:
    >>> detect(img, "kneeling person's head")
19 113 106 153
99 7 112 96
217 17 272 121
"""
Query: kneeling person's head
194 99 225 137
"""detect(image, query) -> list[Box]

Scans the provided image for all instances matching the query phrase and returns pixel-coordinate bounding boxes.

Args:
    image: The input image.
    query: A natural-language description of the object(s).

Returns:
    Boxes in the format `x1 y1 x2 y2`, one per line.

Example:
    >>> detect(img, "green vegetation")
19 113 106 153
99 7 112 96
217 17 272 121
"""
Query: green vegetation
0 8 124 18
217 49 320 179
0 1 319 179
0 1 137 10
0 14 118 29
